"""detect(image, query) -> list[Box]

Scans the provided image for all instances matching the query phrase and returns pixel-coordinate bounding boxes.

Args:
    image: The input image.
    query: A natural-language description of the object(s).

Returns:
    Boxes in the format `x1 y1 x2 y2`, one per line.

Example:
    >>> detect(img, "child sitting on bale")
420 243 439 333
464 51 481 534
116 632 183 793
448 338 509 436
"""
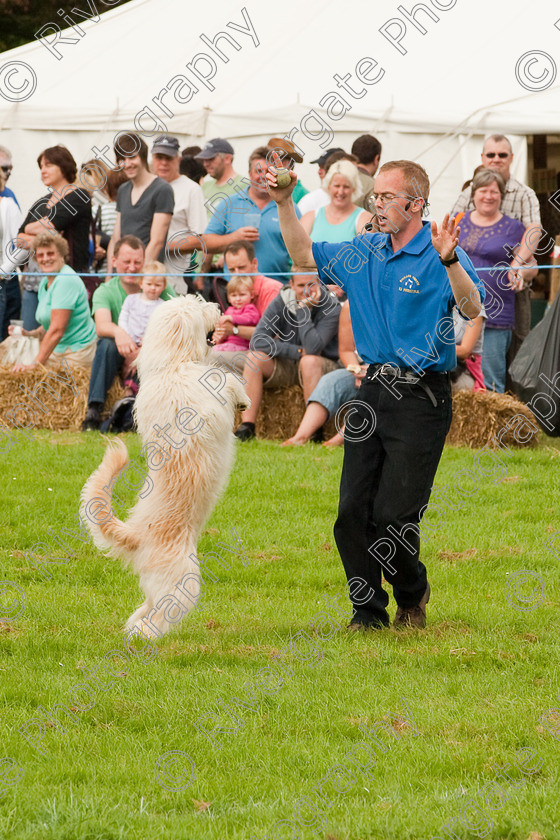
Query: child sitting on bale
118 261 166 396
212 274 261 353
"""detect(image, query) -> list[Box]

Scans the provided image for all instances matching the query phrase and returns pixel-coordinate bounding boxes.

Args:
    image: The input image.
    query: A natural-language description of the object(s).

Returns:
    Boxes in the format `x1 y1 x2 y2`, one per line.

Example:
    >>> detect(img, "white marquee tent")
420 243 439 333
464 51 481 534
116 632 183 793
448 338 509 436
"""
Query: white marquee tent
1 0 559 216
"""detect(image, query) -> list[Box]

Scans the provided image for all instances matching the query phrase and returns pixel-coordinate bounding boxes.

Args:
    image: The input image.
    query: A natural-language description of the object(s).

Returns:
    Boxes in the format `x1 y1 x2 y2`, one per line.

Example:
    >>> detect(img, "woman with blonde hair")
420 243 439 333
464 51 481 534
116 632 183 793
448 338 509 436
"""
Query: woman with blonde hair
300 160 370 298
10 232 97 371
300 159 370 244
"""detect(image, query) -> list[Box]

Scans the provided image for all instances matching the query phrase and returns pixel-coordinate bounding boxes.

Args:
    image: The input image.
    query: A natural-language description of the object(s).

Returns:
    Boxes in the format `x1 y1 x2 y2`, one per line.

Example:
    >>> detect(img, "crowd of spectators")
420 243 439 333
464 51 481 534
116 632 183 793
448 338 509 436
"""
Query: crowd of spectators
0 130 544 439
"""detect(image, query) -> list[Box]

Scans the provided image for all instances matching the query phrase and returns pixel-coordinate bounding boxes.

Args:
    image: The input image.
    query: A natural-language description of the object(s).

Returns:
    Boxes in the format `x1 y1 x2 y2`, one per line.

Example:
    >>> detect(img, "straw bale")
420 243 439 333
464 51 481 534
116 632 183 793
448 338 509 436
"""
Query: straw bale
254 385 339 441
0 365 124 431
252 386 539 448
0 363 540 449
447 390 539 449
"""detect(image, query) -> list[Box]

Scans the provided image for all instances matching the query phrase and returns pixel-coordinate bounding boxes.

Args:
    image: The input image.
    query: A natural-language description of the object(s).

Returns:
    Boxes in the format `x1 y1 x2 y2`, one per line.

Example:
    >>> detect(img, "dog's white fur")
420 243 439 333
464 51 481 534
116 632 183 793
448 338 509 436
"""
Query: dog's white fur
81 295 249 637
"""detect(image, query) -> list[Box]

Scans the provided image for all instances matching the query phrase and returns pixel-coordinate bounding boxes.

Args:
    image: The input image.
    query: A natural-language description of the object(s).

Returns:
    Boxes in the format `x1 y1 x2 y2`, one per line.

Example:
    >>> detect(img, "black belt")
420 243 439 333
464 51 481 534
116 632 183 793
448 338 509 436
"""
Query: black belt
366 363 448 407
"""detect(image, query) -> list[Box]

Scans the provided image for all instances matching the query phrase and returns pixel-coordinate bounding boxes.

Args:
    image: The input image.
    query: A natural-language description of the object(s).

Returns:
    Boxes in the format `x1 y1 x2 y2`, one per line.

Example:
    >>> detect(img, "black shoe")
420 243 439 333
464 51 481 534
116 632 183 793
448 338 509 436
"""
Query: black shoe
394 582 431 629
81 405 101 431
235 422 255 442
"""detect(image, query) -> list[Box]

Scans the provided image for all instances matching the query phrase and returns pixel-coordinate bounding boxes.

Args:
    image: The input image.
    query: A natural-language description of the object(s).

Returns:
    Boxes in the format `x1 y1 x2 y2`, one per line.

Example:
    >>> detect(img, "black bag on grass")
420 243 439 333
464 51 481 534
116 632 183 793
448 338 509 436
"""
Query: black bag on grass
100 397 136 434
509 294 560 436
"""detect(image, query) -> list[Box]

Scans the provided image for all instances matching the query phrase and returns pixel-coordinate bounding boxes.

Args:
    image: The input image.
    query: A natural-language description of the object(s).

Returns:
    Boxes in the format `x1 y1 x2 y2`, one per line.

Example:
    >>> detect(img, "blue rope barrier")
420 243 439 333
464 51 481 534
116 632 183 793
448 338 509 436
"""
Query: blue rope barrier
13 266 559 278
15 271 316 278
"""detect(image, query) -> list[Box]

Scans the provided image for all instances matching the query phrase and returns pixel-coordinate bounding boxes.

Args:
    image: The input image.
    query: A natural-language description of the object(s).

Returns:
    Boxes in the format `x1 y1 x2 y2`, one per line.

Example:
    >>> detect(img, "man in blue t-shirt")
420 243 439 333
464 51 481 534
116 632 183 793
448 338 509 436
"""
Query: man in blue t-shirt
202 146 300 283
267 157 485 631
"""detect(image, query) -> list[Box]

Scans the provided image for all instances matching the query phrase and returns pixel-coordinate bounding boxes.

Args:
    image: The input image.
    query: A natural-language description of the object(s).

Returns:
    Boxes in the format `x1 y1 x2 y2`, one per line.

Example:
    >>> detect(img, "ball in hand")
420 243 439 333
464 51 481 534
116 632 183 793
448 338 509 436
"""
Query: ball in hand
275 168 292 189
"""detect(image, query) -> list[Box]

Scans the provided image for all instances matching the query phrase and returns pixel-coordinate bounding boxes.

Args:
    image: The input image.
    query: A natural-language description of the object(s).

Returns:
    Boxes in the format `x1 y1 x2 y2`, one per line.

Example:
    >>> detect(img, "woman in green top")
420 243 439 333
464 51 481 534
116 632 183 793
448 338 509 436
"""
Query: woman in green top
11 232 97 371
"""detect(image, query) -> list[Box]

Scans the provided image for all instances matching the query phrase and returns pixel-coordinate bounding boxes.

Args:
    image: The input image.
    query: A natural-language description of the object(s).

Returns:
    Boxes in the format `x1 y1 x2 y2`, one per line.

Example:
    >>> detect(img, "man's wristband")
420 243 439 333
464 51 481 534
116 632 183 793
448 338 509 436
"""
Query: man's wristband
440 252 459 267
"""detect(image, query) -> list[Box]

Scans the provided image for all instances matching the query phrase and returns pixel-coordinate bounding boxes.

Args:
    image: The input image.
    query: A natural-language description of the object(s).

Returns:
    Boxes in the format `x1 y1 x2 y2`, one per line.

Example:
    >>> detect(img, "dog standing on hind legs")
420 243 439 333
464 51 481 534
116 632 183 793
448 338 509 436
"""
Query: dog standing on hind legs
81 296 250 638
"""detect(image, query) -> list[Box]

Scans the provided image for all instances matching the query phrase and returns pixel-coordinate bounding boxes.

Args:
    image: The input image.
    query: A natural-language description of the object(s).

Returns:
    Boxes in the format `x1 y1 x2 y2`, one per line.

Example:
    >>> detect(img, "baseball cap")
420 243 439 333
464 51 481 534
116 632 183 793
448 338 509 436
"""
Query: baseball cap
152 136 180 157
310 147 345 167
195 138 234 159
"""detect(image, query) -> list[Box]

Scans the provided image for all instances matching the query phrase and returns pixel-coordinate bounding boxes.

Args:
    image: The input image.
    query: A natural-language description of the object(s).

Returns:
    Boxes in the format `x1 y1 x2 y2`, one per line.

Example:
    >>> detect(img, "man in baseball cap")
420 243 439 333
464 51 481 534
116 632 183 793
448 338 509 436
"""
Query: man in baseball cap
195 138 235 160
193 138 246 281
152 135 181 157
195 138 245 217
310 147 345 169
150 135 207 293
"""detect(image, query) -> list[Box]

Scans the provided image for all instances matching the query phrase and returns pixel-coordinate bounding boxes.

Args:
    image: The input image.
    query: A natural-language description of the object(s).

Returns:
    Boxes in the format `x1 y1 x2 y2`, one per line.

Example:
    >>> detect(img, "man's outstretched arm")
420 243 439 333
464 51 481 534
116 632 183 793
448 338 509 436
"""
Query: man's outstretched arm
266 158 316 270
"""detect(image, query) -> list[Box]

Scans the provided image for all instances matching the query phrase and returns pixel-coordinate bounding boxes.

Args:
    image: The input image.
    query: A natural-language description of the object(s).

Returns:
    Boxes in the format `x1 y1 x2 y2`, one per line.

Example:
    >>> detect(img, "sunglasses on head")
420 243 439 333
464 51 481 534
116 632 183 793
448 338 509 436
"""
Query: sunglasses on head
484 152 509 159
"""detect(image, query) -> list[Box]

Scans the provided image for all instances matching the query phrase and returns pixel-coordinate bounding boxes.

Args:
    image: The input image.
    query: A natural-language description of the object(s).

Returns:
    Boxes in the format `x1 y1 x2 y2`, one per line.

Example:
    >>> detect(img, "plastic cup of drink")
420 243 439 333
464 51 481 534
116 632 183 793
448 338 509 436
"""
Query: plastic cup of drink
245 213 261 230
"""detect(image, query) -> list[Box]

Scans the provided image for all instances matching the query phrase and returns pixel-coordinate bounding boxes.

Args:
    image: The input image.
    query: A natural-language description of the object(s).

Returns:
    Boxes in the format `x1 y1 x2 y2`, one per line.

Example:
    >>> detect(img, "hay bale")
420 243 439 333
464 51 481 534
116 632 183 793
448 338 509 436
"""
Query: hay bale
255 384 339 441
254 386 540 448
447 390 539 449
255 385 305 440
0 365 124 431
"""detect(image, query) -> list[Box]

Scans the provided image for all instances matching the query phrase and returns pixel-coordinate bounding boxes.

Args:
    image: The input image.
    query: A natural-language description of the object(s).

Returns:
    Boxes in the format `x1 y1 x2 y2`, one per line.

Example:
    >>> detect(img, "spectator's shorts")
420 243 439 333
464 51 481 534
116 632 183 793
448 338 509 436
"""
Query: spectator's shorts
306 367 358 418
265 356 339 389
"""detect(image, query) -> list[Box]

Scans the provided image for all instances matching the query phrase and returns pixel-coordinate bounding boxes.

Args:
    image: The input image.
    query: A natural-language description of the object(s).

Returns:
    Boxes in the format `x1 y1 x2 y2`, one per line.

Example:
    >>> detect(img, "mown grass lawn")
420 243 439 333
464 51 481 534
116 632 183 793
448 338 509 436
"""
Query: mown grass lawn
1 431 559 840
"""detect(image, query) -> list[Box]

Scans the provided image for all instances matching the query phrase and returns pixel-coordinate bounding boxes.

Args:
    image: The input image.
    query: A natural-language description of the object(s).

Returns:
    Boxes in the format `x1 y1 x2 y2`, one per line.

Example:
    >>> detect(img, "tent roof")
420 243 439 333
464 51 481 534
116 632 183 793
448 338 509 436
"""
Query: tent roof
1 0 559 136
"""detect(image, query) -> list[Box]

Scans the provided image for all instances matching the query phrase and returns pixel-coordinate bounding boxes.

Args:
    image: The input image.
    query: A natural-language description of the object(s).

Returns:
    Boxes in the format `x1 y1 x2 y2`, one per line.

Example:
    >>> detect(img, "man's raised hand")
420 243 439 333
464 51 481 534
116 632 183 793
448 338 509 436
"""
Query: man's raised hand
265 151 297 202
431 214 460 261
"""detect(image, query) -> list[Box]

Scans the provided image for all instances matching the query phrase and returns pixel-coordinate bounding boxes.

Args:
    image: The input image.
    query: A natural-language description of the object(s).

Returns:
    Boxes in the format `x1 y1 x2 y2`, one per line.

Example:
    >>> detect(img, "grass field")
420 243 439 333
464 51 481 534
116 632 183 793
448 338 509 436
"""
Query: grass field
1 430 559 840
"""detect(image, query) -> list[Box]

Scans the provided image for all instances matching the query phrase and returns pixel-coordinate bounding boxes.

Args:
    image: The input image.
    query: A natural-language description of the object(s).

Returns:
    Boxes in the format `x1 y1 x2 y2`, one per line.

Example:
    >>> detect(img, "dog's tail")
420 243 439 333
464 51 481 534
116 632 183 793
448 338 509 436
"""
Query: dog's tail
81 438 140 557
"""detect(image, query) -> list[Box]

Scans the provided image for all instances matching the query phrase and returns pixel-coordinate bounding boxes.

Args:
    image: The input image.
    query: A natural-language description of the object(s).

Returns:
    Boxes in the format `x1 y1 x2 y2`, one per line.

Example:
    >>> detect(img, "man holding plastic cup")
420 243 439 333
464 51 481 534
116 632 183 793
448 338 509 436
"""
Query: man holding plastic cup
202 146 301 283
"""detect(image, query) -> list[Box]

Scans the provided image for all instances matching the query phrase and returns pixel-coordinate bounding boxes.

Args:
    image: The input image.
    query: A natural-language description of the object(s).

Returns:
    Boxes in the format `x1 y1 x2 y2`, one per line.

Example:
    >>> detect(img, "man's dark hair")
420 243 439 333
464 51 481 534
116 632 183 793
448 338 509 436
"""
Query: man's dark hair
351 135 382 166
114 132 149 167
324 151 358 174
248 146 270 168
224 240 255 262
114 235 145 256
37 145 77 183
182 145 202 157
180 156 206 183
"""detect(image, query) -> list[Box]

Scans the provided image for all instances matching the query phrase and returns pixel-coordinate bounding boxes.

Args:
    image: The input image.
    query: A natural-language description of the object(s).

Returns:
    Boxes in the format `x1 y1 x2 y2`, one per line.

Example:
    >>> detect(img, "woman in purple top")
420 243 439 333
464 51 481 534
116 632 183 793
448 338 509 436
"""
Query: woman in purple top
456 170 537 392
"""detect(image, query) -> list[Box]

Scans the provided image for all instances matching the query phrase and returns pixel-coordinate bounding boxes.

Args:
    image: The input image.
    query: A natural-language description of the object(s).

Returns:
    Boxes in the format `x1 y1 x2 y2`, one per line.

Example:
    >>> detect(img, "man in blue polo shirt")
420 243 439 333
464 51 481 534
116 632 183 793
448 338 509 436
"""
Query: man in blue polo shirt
267 158 484 630
202 146 300 282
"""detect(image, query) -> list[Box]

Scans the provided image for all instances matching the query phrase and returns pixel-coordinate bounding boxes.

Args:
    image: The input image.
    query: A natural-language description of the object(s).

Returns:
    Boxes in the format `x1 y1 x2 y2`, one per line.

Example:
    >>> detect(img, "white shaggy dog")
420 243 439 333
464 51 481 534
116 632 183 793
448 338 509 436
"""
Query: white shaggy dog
81 295 249 637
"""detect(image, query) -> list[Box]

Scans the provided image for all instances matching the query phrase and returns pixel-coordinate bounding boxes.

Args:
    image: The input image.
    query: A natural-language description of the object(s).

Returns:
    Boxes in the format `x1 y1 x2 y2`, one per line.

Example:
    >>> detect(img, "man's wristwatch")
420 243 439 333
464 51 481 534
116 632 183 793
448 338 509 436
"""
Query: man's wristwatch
232 325 239 335
440 252 460 267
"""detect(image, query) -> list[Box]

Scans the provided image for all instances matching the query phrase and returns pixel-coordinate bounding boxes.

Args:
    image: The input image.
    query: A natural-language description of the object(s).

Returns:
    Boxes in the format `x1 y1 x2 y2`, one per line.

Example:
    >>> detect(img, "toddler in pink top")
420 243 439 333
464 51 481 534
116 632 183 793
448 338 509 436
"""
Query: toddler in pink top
212 275 260 352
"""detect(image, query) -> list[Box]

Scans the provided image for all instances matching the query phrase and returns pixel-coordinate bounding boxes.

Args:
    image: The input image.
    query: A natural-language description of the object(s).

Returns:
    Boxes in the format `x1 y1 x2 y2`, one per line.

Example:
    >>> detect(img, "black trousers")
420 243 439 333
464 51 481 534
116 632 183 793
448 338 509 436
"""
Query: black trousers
334 369 453 626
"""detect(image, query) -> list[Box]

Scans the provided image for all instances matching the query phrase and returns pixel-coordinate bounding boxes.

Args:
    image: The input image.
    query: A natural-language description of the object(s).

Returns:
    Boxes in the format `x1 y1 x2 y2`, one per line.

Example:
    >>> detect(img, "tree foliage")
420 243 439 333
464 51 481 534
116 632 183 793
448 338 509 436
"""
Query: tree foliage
0 0 134 53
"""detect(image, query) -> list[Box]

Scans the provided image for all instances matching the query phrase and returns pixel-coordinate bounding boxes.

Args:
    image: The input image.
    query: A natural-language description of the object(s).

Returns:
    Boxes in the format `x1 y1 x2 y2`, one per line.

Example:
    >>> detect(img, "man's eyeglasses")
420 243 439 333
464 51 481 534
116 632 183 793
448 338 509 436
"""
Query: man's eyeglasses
1 165 13 174
370 192 420 205
371 192 401 205
483 152 510 159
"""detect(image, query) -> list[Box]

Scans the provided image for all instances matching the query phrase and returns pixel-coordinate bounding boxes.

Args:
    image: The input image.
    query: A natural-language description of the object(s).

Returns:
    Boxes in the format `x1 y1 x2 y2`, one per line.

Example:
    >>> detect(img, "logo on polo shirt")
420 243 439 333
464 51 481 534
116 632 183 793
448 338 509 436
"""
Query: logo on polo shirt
398 274 420 294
